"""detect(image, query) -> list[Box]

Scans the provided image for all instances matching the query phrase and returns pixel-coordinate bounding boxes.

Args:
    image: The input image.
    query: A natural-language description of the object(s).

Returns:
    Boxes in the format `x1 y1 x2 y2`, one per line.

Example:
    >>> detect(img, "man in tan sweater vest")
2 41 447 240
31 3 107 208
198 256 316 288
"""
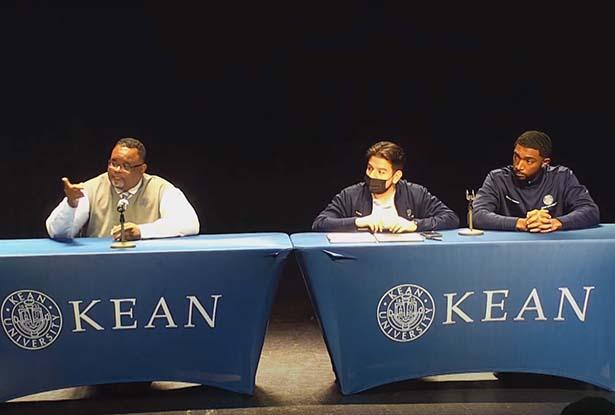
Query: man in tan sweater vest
46 138 200 240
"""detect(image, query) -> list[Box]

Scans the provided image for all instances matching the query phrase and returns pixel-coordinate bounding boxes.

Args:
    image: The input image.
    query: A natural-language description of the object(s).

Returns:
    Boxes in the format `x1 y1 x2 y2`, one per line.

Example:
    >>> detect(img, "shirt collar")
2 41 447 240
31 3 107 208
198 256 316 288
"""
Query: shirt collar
373 188 396 207
114 179 142 197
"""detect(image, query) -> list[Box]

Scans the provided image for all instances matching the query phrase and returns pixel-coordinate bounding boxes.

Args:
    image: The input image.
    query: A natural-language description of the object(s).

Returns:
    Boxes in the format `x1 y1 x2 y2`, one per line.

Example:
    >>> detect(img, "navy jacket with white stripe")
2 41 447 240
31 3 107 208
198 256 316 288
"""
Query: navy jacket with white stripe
473 165 600 231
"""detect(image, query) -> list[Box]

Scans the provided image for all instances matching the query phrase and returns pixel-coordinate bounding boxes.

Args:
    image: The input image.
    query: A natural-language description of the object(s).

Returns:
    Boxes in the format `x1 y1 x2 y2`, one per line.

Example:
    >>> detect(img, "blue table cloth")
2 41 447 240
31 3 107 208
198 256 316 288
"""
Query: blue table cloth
0 233 292 401
291 225 615 394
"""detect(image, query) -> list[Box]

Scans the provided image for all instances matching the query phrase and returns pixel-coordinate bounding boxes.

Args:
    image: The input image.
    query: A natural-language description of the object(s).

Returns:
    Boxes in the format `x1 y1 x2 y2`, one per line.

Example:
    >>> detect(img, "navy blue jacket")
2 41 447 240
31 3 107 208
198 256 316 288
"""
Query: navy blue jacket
312 179 459 232
473 165 600 231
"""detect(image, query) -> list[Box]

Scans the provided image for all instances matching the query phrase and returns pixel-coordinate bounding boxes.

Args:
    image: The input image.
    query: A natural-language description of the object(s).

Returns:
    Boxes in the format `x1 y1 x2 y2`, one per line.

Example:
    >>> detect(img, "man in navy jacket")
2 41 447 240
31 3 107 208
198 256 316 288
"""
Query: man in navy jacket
312 141 459 233
473 130 599 232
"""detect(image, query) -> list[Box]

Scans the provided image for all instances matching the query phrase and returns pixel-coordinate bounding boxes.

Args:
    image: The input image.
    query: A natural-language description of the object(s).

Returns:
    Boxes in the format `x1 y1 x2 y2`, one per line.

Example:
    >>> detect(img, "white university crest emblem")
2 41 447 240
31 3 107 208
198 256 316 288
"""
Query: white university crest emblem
543 194 554 206
377 284 435 342
2 290 63 351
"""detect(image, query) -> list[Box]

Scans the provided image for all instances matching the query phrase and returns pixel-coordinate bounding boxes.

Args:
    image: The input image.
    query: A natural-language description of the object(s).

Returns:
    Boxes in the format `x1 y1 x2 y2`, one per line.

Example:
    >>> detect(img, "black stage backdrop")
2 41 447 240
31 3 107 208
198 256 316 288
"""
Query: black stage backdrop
1 4 613 238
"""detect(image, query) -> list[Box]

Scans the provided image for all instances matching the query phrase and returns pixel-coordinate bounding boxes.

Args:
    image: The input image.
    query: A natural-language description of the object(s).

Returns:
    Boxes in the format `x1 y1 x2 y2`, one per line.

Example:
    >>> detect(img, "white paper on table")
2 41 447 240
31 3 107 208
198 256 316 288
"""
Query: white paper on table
326 232 425 243
326 232 378 244
373 232 425 242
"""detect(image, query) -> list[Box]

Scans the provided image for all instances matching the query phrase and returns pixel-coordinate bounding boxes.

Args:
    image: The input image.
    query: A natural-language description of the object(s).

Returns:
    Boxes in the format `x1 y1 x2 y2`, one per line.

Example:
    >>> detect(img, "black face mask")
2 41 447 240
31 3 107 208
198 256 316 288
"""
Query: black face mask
365 175 393 194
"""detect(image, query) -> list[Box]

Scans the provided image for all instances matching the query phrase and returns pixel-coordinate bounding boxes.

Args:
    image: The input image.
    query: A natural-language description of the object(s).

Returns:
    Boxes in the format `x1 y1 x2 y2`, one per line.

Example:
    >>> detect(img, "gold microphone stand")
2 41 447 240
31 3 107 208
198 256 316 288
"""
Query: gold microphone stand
458 189 484 236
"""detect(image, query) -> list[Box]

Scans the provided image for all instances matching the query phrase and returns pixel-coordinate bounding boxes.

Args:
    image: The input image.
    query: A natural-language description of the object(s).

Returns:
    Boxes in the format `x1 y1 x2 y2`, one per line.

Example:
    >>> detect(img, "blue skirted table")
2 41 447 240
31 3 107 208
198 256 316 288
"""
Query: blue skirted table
0 233 292 401
291 225 615 394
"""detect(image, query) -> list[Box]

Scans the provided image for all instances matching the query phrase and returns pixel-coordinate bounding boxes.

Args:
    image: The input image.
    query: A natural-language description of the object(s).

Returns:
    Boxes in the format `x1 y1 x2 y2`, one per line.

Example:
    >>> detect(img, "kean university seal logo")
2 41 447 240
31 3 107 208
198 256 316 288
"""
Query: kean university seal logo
377 284 435 342
543 194 555 207
2 290 63 351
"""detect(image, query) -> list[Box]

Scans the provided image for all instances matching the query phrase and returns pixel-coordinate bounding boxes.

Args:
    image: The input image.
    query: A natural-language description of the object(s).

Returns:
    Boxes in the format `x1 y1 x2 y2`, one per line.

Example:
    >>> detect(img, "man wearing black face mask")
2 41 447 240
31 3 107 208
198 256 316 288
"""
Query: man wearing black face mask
312 141 459 233
473 130 599 232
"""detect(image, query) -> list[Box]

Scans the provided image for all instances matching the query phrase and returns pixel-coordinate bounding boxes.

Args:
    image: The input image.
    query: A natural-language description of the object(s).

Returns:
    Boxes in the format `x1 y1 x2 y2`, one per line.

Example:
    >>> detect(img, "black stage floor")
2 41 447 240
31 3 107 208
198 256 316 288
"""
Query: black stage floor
2 265 614 415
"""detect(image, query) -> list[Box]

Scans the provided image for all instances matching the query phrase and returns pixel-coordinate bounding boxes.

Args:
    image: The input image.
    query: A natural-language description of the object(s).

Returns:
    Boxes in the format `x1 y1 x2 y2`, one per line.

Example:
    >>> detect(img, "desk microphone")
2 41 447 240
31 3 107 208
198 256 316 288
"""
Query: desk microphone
117 194 129 213
111 193 135 249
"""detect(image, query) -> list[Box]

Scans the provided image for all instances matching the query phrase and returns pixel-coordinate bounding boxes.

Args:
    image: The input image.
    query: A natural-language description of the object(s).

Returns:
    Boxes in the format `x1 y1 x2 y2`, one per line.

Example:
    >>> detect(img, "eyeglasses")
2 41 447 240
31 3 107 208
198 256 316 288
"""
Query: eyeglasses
108 160 145 173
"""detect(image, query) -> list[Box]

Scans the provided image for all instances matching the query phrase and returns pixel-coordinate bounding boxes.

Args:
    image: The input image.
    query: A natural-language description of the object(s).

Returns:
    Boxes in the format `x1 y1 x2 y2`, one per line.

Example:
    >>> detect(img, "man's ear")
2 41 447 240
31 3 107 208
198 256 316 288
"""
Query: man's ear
141 163 148 173
542 157 551 168
393 169 403 183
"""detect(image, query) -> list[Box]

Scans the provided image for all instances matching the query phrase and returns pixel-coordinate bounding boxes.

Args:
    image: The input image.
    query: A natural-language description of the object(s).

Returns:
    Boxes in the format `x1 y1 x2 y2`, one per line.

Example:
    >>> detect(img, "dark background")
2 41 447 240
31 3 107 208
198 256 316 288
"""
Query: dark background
1 4 614 238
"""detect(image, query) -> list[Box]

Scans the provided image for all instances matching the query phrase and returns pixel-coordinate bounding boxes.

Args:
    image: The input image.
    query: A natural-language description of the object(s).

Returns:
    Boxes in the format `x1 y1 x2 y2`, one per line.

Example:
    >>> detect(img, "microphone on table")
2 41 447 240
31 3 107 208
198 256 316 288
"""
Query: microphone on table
117 194 129 213
111 193 135 249
458 189 484 236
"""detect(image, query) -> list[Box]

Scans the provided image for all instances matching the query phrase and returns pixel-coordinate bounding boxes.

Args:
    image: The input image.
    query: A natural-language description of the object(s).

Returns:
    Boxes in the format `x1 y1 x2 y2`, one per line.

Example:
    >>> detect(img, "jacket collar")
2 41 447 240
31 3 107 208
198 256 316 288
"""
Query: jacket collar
361 179 408 214
512 166 546 188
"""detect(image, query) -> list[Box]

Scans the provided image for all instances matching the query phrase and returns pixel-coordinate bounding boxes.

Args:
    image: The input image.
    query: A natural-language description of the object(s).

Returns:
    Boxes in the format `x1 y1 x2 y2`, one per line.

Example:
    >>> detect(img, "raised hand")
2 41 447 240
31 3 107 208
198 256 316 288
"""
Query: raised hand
61 177 85 208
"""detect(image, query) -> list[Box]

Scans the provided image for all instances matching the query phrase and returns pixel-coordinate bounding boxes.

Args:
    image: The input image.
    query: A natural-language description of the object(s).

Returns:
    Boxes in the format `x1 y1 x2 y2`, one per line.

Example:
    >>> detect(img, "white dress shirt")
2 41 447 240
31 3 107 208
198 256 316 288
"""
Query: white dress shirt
371 191 399 222
46 179 200 239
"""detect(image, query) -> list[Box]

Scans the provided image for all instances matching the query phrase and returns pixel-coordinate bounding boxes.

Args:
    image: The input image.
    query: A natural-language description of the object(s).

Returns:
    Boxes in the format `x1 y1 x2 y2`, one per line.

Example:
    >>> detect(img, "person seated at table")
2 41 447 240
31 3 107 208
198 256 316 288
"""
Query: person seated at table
473 130 599 232
312 140 459 233
46 137 200 241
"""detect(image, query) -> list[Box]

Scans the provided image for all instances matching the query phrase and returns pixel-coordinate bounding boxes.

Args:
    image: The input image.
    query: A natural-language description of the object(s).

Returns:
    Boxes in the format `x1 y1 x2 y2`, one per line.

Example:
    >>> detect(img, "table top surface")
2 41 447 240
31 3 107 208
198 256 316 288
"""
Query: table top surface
3 225 615 256
290 224 615 248
0 233 293 257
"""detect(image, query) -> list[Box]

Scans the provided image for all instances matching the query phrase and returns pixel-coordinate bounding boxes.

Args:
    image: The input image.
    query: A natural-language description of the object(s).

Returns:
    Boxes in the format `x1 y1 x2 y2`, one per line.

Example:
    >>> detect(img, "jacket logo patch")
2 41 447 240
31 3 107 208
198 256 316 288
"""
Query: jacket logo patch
543 194 554 206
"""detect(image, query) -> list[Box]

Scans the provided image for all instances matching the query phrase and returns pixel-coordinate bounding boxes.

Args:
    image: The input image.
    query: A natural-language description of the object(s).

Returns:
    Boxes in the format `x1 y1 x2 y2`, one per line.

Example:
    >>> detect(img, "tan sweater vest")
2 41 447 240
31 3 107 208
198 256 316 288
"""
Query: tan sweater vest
83 173 171 237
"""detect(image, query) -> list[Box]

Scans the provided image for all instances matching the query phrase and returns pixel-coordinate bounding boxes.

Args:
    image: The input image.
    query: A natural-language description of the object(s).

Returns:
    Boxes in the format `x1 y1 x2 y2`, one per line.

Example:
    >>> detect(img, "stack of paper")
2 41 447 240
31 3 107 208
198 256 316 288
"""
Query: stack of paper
326 233 377 243
326 232 425 244
373 232 425 242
